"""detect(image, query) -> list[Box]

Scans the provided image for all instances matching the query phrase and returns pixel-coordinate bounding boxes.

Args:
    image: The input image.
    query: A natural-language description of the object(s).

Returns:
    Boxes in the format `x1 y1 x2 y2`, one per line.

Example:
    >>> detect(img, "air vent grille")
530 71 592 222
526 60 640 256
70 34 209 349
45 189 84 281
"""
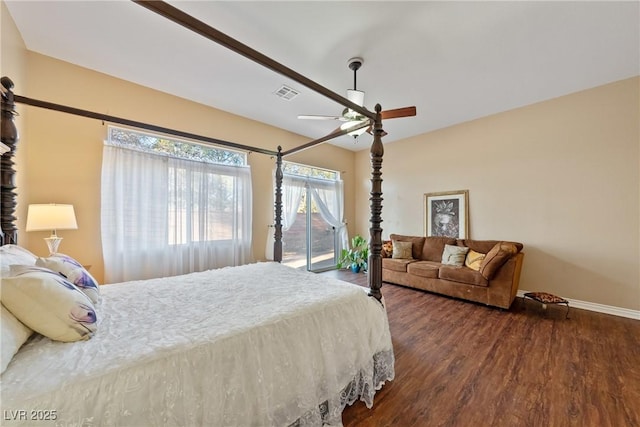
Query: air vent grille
273 85 299 101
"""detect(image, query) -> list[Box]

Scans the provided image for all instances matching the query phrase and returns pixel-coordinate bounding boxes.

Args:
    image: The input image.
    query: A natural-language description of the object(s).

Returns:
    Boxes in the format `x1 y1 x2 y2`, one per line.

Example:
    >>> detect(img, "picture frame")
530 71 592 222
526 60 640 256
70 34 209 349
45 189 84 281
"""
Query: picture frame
424 190 469 239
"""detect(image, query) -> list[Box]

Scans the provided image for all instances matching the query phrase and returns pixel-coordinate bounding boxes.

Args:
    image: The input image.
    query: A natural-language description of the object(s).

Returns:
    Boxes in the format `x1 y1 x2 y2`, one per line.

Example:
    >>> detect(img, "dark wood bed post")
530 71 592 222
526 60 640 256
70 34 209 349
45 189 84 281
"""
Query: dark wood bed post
273 146 283 263
368 104 384 301
0 76 19 246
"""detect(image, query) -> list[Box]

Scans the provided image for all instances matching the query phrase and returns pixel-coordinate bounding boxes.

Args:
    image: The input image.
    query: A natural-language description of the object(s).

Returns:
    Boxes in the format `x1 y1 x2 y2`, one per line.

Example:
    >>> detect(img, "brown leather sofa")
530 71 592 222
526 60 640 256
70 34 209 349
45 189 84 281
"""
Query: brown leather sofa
382 234 524 309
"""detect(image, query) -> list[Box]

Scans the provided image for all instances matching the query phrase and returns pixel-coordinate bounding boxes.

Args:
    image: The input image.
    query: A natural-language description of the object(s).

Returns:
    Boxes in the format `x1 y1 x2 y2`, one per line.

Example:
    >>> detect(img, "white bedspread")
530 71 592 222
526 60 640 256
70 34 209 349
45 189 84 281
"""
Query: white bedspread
1 262 393 426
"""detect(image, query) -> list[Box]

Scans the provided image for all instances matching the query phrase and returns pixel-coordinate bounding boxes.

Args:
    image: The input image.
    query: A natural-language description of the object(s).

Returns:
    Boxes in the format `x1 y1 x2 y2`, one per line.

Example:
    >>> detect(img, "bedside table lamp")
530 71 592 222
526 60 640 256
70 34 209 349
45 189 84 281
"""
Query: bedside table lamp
25 204 78 255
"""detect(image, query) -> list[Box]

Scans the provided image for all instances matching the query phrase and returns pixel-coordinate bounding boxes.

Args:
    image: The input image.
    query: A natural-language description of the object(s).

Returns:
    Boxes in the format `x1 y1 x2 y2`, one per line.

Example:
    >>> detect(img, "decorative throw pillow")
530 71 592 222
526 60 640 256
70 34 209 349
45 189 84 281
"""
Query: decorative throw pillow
36 253 100 303
1 304 33 374
479 242 518 280
441 244 469 266
392 240 413 259
381 240 393 258
465 249 486 271
1 265 97 342
0 244 37 278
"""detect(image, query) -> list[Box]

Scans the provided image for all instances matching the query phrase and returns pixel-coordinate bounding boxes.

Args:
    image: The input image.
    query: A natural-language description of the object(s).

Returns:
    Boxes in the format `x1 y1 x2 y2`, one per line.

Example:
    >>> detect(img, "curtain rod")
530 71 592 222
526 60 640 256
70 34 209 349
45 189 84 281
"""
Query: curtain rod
14 95 279 156
132 0 377 122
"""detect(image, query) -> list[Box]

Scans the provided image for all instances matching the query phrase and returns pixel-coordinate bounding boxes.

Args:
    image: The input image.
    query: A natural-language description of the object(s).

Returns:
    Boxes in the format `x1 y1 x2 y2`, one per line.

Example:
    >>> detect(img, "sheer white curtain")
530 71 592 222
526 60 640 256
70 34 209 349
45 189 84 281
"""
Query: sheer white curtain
102 144 252 283
282 174 306 231
265 173 305 261
309 178 348 255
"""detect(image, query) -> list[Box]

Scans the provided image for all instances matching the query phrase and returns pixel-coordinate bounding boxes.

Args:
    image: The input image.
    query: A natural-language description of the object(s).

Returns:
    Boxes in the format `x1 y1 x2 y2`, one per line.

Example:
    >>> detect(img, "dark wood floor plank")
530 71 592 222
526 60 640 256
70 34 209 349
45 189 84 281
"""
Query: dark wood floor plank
319 270 640 427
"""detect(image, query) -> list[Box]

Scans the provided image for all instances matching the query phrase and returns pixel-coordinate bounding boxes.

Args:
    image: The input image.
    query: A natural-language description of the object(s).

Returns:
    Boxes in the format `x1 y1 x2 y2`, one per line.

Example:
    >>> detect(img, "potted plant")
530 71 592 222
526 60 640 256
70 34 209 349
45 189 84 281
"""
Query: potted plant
337 235 369 273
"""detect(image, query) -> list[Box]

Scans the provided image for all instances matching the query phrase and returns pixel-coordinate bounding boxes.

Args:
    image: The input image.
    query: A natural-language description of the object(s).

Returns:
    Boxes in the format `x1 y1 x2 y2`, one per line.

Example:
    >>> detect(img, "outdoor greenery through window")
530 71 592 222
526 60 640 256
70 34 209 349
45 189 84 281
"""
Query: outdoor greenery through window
282 162 338 180
108 126 246 165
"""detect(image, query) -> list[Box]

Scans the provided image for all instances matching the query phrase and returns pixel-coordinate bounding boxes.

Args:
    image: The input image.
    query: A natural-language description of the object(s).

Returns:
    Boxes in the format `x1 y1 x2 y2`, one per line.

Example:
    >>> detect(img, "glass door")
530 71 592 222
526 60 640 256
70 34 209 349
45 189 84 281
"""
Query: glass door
282 189 337 272
282 192 307 269
309 195 337 271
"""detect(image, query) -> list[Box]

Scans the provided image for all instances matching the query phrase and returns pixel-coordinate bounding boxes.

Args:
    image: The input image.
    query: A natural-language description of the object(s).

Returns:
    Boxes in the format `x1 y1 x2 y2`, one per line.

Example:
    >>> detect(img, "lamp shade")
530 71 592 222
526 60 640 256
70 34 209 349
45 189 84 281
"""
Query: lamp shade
26 204 78 232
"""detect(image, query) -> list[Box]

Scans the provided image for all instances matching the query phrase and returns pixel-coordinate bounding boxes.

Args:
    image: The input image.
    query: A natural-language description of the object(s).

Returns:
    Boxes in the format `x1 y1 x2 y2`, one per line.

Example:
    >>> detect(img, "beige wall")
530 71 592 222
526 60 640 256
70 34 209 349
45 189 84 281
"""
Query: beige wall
355 77 640 311
4 4 638 310
1 1 28 247
2 7 355 283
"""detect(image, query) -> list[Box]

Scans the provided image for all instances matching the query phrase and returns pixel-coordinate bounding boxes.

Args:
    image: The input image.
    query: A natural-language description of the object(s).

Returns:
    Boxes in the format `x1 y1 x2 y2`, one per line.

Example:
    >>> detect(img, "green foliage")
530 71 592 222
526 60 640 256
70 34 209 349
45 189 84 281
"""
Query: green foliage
109 127 246 165
282 162 337 180
337 235 369 272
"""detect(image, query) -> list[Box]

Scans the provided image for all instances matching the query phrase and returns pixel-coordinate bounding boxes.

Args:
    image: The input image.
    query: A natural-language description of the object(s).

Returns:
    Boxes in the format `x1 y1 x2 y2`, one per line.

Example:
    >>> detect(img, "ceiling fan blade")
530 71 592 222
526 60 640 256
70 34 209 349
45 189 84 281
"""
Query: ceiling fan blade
380 106 417 120
297 114 343 120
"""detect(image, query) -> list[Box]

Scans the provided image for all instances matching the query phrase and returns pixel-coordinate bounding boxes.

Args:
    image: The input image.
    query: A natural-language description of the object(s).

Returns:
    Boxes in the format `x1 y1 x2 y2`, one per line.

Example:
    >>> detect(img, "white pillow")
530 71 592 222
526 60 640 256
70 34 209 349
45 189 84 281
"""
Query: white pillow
0 304 33 374
0 244 37 277
441 244 470 266
1 265 97 342
36 253 100 303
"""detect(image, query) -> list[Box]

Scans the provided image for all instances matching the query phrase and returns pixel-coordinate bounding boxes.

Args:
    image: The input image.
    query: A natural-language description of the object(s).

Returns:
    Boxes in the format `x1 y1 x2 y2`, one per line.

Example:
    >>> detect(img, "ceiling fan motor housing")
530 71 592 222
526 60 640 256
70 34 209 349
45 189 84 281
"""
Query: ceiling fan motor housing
348 57 363 72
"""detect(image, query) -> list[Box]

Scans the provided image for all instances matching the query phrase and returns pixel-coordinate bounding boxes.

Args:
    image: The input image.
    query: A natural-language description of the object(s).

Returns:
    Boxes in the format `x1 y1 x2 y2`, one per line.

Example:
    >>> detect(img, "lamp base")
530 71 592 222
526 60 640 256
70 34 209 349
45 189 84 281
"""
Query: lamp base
44 236 63 255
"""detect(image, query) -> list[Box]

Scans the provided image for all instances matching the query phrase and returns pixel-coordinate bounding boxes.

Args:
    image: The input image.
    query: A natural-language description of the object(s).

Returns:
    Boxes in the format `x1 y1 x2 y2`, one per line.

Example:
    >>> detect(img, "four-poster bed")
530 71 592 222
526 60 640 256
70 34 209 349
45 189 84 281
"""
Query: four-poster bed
0 1 405 425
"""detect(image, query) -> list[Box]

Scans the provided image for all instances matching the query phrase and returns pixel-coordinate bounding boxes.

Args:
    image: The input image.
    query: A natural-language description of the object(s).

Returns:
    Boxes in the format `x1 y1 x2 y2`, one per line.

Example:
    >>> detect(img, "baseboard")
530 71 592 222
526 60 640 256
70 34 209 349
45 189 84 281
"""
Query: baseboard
517 290 640 320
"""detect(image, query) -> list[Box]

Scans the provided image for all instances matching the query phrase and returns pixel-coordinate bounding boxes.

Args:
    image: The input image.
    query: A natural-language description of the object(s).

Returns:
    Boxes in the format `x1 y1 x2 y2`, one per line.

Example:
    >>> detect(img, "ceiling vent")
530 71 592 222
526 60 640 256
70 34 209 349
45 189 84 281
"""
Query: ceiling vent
273 85 299 101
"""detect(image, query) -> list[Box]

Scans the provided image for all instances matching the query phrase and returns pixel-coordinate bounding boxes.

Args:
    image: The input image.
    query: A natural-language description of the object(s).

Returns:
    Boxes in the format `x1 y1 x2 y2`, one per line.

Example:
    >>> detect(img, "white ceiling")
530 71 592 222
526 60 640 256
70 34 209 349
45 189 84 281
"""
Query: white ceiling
4 1 639 151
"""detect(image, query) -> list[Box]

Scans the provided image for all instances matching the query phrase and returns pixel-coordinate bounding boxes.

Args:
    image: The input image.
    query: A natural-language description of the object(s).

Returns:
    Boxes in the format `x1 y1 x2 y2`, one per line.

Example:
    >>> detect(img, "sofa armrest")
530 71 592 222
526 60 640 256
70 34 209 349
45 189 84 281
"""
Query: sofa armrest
486 252 525 309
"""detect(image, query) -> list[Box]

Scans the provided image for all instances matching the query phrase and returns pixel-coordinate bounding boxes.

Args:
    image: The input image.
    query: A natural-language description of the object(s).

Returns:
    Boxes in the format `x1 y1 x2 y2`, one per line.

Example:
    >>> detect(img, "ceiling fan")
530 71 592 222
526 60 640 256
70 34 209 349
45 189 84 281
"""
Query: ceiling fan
297 57 417 138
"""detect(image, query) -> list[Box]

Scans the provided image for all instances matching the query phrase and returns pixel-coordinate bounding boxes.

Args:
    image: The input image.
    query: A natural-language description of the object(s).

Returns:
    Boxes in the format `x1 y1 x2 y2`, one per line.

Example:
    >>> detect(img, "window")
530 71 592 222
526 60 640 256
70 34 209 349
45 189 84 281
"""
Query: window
101 126 252 283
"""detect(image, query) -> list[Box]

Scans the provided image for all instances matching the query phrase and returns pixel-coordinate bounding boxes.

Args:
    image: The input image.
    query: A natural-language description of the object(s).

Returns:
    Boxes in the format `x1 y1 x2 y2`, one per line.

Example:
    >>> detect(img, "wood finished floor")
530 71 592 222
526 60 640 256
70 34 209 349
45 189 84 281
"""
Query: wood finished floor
319 269 640 427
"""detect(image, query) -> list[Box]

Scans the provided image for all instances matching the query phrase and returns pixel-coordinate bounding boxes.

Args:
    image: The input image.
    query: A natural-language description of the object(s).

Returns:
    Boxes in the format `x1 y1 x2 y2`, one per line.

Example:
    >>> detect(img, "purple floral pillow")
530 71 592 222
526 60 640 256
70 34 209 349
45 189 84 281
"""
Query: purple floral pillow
2 265 97 342
36 254 100 303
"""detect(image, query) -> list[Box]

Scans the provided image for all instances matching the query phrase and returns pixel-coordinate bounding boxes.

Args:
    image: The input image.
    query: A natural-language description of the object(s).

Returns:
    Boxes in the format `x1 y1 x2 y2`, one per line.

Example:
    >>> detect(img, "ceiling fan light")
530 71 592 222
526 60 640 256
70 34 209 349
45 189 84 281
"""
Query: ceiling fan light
349 127 368 137
346 89 365 107
340 121 368 137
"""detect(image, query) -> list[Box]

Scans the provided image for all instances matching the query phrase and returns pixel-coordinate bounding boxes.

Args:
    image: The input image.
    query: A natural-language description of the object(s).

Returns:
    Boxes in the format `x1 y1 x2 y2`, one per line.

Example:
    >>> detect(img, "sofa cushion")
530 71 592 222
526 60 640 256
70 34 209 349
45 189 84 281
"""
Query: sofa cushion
439 265 489 287
407 261 440 279
392 241 414 259
441 244 470 266
457 239 523 254
465 249 486 271
390 234 425 260
382 258 415 272
421 236 457 262
480 242 518 279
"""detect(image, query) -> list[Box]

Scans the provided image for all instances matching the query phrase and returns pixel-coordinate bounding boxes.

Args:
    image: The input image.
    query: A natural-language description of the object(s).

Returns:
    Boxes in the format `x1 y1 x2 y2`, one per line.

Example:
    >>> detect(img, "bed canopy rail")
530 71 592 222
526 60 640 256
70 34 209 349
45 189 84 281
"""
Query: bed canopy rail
8 90 370 158
133 0 377 124
12 92 279 157
0 0 387 301
131 0 386 300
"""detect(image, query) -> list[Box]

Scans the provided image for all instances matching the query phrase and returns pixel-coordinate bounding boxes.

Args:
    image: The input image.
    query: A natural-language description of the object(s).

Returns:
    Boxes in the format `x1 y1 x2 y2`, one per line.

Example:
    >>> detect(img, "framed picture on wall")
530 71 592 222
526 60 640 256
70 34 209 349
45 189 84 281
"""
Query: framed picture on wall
424 190 469 239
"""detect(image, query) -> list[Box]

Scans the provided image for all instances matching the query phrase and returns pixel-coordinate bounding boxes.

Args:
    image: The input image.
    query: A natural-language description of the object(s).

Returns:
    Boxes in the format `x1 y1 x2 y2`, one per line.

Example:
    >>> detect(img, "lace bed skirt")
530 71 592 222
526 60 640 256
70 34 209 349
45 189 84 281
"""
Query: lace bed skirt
292 349 395 427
